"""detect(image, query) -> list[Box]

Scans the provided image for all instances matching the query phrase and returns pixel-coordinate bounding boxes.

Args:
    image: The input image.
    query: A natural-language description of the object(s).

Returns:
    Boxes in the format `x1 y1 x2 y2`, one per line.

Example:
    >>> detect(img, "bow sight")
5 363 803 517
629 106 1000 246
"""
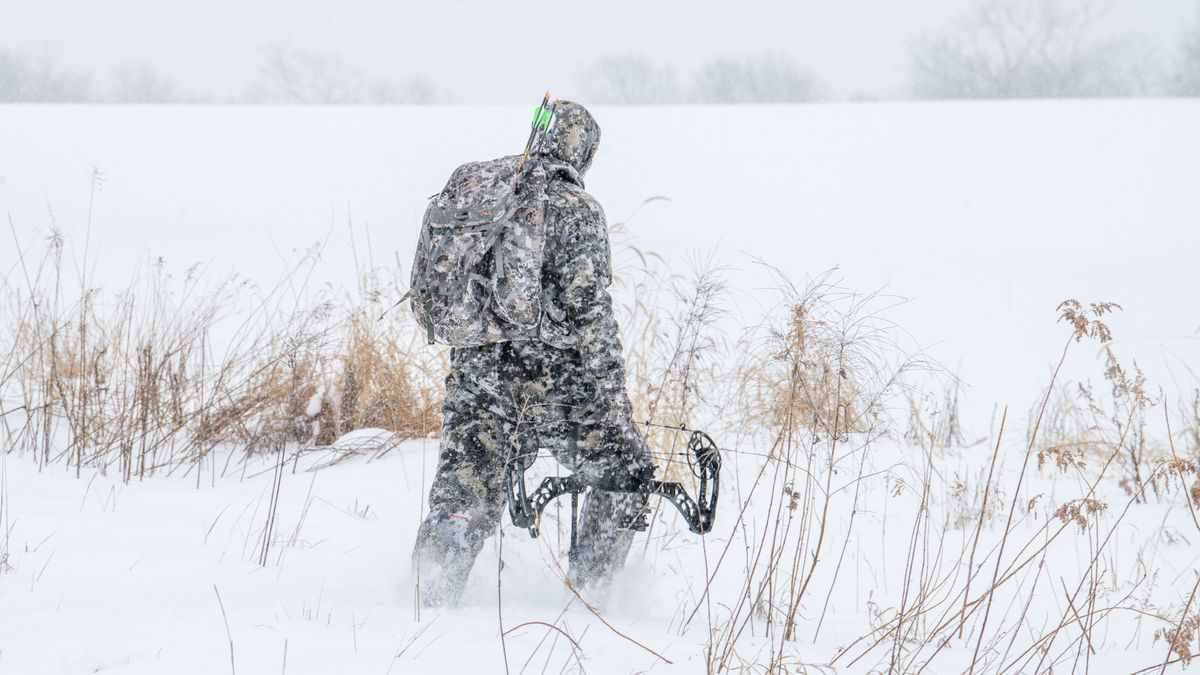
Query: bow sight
505 428 722 539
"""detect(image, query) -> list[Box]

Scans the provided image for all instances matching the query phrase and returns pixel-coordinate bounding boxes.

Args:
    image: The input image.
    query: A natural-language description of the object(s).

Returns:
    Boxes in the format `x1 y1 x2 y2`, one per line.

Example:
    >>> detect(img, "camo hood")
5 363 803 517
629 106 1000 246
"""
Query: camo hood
538 101 601 178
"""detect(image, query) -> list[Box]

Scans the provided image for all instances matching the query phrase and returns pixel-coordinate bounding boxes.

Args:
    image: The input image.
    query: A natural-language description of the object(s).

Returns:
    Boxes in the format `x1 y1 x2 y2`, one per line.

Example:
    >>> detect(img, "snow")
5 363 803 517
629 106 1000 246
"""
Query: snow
0 435 1194 673
304 387 325 419
1 100 1199 672
0 443 708 673
331 428 400 451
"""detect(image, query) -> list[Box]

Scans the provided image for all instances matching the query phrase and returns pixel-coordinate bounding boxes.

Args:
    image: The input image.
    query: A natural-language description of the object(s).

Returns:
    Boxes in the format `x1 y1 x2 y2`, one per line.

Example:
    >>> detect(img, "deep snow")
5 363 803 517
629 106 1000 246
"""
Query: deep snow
1 432 1195 673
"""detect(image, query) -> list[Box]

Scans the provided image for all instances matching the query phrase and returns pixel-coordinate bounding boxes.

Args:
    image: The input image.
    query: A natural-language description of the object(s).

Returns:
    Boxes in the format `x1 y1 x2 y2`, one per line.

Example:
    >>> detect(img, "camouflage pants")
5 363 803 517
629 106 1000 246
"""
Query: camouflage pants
413 341 652 607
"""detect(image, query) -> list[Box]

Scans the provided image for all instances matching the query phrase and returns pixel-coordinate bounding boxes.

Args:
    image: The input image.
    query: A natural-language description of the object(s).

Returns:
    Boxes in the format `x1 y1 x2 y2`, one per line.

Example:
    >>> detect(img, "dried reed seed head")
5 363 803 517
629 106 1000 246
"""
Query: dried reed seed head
788 304 808 347
1037 445 1088 473
1053 497 1108 531
1163 458 1199 477
1057 298 1120 344
1102 347 1152 408
951 480 966 498
781 484 802 510
1155 614 1200 667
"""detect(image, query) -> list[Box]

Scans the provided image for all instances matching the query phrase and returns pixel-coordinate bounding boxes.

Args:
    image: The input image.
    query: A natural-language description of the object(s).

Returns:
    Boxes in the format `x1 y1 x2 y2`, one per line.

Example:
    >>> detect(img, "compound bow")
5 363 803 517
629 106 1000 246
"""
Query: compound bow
505 427 722 539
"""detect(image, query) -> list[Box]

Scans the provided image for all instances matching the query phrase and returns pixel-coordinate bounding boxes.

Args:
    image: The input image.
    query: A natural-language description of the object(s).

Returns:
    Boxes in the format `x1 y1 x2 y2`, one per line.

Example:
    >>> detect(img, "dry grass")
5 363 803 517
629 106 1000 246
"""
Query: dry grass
608 201 730 485
1035 347 1167 504
0 223 446 481
664 296 1200 674
669 266 939 671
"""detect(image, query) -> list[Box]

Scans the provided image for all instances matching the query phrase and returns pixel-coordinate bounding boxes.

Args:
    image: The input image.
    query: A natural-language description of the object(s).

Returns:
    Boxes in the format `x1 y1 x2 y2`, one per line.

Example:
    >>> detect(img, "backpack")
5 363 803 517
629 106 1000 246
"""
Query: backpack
409 156 551 347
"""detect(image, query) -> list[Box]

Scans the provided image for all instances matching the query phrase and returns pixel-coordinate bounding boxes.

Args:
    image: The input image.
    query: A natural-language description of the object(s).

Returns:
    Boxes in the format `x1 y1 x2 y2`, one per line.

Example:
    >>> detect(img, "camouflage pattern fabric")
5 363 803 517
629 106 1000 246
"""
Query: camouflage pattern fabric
413 343 652 606
413 102 651 606
410 156 550 346
536 100 601 177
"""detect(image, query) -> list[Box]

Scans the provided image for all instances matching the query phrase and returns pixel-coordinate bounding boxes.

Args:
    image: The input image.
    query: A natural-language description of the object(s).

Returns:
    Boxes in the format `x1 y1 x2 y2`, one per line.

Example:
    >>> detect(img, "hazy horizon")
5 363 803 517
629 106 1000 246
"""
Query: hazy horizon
3 0 1196 102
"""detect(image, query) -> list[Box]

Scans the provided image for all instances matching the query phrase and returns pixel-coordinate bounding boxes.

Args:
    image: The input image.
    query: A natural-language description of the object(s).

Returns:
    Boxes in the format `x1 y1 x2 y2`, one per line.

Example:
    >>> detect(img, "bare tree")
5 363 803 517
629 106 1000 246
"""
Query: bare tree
250 45 365 103
248 45 434 104
363 77 435 105
0 49 91 102
108 64 180 103
581 54 681 104
689 52 824 103
1176 6 1200 95
910 0 1150 99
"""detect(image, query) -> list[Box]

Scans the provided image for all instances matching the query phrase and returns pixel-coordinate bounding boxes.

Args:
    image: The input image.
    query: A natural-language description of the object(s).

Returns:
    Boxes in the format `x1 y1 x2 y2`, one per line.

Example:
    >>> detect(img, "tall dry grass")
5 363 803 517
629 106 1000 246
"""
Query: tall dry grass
683 267 937 671
608 201 732 490
0 222 445 481
696 298 1200 673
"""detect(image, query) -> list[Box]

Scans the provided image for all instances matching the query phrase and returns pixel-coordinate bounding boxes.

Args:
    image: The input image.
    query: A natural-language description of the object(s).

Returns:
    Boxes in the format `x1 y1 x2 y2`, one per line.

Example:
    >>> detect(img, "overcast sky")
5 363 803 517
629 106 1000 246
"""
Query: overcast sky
2 0 1196 101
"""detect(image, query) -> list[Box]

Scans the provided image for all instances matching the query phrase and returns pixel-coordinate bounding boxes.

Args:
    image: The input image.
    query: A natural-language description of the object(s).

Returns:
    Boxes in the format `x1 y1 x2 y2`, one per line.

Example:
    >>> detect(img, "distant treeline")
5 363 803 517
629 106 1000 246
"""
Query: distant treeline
0 45 437 104
3 1 1199 103
587 1 1200 103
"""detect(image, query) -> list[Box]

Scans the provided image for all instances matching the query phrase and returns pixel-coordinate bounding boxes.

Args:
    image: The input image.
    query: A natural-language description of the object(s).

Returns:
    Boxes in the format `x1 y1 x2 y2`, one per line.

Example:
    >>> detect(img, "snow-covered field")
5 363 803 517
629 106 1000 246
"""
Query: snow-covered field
1 428 1196 673
2 101 1199 673
3 438 728 674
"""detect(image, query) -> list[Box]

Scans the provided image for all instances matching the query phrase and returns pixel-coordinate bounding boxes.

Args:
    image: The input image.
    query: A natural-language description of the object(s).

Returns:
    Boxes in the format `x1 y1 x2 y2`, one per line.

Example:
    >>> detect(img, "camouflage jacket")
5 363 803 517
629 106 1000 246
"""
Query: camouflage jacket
536 159 628 415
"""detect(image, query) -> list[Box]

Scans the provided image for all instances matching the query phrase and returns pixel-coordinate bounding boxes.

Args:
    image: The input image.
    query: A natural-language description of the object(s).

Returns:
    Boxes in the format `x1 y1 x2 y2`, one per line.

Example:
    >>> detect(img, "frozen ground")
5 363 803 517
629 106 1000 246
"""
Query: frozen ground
1 101 1199 673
